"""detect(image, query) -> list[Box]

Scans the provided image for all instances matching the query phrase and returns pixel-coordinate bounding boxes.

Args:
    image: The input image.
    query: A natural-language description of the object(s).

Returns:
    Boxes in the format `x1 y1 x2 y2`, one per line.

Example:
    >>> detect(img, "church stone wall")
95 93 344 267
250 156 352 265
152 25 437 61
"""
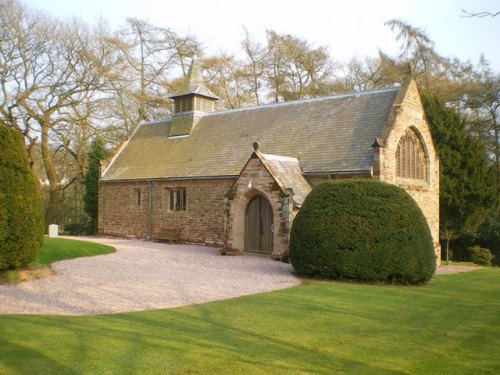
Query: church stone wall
225 157 294 259
98 178 232 246
375 80 441 262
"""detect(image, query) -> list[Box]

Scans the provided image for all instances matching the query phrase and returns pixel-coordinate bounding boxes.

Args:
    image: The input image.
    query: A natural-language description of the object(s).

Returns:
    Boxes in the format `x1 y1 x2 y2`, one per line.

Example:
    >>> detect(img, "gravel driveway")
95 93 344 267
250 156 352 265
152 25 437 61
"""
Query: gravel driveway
0 237 300 316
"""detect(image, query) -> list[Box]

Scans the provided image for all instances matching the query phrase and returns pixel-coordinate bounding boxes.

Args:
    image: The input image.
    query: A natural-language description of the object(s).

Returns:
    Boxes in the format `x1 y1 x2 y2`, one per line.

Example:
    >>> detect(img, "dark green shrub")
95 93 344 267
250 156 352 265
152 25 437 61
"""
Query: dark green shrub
468 246 494 266
84 136 108 234
0 126 44 269
63 221 92 235
289 179 436 284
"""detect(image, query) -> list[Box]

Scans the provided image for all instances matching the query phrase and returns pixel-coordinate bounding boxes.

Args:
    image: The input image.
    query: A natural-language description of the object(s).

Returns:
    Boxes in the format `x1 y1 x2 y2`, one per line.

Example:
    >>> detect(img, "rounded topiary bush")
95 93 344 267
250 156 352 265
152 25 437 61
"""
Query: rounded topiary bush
289 179 436 284
0 126 44 269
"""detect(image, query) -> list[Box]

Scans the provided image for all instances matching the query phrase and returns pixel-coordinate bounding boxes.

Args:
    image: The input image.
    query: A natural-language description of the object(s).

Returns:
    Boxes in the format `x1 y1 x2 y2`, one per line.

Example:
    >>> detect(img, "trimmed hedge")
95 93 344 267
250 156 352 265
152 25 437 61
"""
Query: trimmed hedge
289 179 436 284
0 126 44 269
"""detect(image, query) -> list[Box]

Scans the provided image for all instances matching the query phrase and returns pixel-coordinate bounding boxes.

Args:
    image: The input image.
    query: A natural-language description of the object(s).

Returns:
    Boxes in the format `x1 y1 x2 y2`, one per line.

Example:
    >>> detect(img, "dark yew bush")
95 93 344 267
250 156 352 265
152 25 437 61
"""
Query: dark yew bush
0 126 44 269
289 179 436 284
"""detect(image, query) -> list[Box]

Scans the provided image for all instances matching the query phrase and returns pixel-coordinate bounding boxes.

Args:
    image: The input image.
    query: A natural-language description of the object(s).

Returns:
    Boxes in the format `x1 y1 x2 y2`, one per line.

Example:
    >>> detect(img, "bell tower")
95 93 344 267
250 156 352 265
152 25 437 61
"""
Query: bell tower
168 56 219 137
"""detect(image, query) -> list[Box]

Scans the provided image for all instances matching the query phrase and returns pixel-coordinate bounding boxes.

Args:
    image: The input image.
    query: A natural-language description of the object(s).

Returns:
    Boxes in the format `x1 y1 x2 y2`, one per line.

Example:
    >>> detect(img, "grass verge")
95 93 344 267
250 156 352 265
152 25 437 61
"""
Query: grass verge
0 237 115 284
34 237 115 265
0 267 498 374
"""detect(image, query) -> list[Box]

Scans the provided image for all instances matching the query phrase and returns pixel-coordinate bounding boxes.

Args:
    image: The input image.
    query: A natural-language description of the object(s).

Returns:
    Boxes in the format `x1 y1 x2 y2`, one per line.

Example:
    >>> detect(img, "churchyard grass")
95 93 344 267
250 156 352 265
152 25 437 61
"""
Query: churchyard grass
0 267 498 374
34 237 115 265
0 238 115 283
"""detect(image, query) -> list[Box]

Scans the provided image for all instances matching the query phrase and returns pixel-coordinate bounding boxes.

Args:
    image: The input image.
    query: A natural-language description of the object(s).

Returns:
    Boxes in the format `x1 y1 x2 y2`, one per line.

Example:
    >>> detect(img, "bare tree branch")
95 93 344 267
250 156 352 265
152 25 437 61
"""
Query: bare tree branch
461 9 500 18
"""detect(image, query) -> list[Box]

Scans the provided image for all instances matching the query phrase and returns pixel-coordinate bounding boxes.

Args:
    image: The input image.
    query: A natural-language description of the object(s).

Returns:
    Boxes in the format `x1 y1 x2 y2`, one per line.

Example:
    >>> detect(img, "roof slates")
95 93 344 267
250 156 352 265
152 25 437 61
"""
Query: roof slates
102 88 399 181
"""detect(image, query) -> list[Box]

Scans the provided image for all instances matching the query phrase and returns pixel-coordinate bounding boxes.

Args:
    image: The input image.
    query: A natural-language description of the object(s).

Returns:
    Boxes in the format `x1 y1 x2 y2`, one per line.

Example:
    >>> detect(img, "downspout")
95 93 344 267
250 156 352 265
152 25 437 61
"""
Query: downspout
147 180 152 240
282 195 290 232
223 197 229 236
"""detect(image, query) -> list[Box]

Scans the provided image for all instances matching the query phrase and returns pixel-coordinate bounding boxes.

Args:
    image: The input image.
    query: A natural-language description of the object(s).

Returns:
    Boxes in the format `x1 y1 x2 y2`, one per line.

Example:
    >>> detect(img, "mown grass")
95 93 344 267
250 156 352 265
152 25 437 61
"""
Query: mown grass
0 267 498 374
34 237 115 265
0 237 115 283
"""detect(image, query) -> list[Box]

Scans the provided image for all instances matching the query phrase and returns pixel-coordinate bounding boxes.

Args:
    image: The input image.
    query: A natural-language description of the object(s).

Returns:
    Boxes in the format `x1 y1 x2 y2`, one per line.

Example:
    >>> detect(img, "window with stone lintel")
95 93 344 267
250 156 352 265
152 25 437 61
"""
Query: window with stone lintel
163 188 187 211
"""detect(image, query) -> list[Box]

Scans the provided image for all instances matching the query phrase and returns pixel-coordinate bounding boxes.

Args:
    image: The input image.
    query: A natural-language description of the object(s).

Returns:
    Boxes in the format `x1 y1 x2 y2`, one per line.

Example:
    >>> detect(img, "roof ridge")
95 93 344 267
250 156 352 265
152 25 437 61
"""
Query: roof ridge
205 86 401 116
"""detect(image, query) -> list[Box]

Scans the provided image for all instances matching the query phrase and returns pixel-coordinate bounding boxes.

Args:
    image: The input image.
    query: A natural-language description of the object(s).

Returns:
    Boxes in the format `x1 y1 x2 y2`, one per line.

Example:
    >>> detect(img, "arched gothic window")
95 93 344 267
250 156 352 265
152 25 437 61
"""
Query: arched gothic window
396 128 427 180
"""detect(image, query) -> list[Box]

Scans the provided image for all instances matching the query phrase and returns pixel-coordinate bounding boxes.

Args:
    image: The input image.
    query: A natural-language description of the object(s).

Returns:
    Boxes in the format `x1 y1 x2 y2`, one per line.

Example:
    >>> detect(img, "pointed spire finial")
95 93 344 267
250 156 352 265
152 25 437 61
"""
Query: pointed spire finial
186 53 204 85
170 54 219 100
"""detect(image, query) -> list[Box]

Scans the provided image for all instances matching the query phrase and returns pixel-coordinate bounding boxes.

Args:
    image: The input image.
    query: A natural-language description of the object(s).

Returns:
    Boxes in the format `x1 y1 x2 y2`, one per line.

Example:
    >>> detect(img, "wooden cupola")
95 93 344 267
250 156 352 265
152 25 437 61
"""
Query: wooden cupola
168 57 219 137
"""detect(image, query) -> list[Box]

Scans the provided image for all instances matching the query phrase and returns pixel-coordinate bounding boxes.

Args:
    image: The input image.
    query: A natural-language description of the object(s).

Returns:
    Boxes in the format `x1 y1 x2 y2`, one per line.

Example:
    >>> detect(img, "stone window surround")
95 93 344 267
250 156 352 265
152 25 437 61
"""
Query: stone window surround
163 187 187 212
134 188 141 207
396 126 430 184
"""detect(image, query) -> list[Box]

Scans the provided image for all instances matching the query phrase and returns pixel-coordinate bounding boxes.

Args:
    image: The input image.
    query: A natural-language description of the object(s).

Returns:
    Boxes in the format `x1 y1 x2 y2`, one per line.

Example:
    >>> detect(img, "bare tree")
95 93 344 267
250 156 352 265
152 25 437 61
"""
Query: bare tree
383 19 476 108
466 59 500 194
338 53 406 92
107 18 199 134
461 9 500 17
385 19 445 88
241 29 267 105
440 228 460 264
0 0 117 227
202 53 254 109
264 30 337 102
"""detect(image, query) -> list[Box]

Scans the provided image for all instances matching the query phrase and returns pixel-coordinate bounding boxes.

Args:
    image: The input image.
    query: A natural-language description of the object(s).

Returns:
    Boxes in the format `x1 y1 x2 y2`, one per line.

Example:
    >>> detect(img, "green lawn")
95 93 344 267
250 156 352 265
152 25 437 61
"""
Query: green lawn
0 267 498 374
0 237 115 283
35 237 115 265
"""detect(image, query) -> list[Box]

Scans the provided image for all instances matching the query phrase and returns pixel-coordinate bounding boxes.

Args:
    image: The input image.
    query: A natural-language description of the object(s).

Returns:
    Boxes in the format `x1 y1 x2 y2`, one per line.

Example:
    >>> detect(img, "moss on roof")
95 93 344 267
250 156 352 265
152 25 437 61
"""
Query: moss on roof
102 87 399 181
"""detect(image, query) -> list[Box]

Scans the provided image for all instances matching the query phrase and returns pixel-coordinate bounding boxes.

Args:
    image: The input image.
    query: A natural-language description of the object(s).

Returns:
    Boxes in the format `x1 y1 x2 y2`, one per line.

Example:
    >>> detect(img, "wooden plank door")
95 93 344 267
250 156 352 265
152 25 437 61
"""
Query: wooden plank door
245 195 273 254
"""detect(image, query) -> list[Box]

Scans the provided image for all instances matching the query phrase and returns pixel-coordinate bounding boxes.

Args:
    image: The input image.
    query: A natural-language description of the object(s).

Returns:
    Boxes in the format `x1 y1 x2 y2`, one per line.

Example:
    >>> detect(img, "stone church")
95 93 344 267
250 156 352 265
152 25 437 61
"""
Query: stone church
98 59 440 261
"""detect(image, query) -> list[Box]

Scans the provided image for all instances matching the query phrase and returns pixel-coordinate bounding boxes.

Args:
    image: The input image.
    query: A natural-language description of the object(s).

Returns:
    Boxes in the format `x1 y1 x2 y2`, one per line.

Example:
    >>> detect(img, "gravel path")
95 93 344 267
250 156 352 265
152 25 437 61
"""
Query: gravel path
0 237 300 316
434 264 483 275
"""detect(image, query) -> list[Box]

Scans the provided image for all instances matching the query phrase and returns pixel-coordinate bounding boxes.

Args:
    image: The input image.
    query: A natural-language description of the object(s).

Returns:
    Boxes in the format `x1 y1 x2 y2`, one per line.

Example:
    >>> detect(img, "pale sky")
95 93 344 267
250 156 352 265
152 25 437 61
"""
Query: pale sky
25 0 500 72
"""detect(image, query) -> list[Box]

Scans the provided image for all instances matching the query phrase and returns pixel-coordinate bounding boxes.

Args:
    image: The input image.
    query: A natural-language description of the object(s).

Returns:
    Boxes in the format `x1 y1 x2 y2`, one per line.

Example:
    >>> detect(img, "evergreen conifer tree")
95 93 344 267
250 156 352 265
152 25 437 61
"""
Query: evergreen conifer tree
84 137 108 234
0 126 44 269
422 94 497 239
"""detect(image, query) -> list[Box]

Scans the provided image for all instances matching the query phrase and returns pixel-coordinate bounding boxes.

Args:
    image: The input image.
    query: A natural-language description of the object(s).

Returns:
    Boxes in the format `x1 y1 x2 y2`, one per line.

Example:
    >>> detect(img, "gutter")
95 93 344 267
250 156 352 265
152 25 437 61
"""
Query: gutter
100 175 237 184
302 170 372 177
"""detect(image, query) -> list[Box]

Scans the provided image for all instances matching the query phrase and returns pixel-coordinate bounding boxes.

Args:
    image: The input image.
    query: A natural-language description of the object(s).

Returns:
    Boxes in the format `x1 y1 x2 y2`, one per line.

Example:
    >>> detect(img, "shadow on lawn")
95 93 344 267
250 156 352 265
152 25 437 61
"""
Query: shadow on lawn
106 303 405 374
0 338 80 375
0 305 405 375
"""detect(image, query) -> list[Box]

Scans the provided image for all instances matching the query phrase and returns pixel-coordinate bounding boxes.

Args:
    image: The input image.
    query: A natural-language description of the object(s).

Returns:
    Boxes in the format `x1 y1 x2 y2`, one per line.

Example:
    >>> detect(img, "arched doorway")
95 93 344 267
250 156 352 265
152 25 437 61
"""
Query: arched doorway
245 195 273 254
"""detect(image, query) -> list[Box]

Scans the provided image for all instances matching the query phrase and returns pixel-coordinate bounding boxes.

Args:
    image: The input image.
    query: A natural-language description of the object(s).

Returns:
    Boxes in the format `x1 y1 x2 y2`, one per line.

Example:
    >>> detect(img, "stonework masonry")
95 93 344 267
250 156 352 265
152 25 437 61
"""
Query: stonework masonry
225 156 294 258
374 80 441 262
98 178 232 246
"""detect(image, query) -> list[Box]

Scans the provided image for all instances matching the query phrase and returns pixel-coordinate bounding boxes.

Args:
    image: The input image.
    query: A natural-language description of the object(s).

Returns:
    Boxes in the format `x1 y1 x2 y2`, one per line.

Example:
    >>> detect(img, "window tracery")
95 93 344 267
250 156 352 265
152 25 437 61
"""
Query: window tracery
396 128 427 181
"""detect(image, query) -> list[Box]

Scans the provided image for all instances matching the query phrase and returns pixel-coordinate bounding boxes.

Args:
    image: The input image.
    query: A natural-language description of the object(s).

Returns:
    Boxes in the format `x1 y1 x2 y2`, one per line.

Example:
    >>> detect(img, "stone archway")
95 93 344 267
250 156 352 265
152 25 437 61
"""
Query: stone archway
245 195 273 254
224 148 308 258
228 189 276 255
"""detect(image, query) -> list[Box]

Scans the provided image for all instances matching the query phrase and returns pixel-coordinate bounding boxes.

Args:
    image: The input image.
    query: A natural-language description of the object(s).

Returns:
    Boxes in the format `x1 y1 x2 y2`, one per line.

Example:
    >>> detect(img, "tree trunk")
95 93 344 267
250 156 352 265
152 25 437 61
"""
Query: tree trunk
41 123 60 231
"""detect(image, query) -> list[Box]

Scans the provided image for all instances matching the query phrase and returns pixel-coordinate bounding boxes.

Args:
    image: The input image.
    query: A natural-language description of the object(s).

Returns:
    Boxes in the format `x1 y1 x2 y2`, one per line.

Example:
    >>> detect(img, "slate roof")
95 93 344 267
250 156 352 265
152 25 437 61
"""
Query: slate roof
261 153 312 206
102 87 400 181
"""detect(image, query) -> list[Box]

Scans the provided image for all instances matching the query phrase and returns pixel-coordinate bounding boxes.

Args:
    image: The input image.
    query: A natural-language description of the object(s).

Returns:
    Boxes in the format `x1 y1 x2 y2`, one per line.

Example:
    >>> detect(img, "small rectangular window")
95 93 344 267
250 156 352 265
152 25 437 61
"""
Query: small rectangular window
170 190 175 210
134 188 141 207
176 188 186 211
164 188 186 211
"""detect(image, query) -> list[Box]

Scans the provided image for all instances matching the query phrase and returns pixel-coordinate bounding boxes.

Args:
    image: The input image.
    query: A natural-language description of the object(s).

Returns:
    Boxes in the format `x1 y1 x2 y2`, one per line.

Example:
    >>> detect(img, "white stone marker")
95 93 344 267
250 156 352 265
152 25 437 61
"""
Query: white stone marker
48 224 59 238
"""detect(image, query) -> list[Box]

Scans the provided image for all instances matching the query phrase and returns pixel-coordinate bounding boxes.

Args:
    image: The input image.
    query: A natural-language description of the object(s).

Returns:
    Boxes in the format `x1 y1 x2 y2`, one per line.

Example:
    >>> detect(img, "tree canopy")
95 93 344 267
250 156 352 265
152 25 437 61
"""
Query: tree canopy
422 93 497 237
